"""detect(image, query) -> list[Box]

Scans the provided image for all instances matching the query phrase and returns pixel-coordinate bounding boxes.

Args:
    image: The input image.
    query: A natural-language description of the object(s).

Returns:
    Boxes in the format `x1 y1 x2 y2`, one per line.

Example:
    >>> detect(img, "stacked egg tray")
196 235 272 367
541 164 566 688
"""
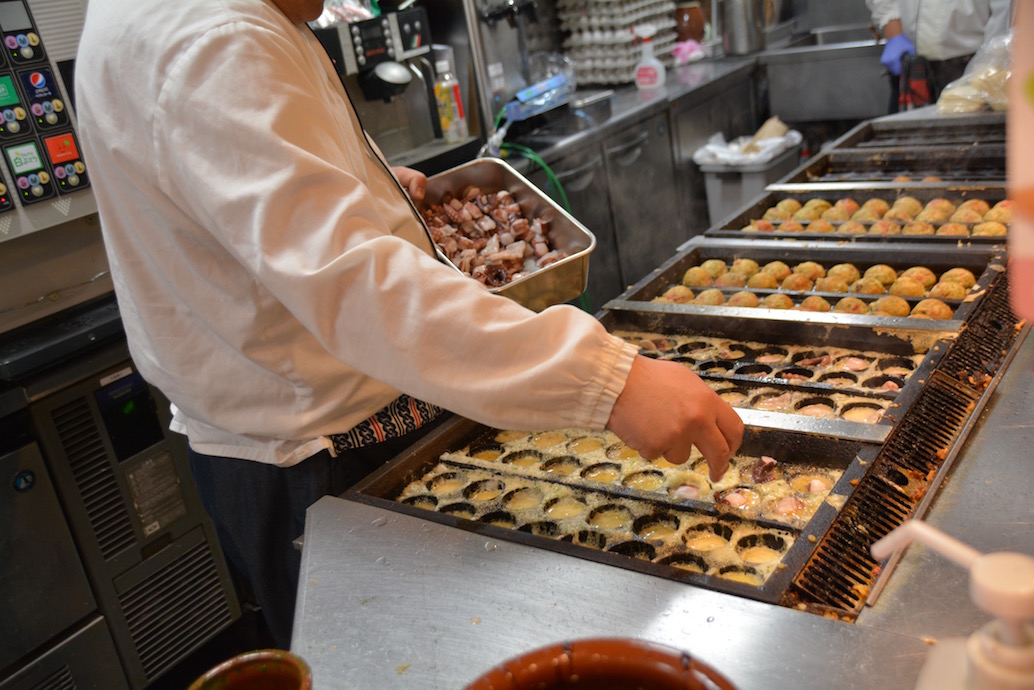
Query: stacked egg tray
349 417 877 604
596 307 947 442
608 237 1004 328
702 189 1010 244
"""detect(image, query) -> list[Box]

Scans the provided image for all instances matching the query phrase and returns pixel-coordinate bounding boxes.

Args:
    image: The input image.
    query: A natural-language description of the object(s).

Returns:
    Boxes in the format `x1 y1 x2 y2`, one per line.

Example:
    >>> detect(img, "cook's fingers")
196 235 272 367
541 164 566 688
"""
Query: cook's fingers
717 403 745 456
659 436 696 466
692 422 734 482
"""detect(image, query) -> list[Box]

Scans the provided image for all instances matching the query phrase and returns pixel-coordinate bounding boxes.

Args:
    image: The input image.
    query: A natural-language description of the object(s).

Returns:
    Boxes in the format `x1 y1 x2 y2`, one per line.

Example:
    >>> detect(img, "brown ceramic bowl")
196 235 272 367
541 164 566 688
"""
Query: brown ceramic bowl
188 649 312 690
464 637 736 690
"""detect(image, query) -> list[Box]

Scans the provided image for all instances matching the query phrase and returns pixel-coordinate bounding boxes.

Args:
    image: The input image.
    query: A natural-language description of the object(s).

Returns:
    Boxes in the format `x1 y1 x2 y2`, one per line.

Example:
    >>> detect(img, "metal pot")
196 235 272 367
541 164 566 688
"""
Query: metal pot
719 0 784 54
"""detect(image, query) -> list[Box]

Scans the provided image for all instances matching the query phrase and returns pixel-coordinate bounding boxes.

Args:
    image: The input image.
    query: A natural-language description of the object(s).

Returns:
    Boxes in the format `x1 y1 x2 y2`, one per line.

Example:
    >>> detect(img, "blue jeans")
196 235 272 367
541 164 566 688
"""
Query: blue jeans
188 415 448 648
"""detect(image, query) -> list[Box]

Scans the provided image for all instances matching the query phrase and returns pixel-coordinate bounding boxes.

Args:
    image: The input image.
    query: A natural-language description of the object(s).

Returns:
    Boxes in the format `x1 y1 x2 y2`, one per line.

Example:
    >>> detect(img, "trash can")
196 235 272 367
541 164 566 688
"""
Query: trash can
699 145 800 226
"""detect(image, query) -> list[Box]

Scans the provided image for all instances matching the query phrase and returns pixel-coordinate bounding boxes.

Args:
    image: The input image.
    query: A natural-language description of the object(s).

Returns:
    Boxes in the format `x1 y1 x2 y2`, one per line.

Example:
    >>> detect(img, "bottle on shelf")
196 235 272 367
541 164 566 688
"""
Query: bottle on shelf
434 60 468 144
633 23 665 91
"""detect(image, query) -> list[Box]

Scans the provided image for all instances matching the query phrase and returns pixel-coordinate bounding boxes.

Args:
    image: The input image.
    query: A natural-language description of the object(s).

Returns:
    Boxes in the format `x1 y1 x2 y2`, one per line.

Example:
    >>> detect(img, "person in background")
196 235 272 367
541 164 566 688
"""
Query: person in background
867 0 1012 112
74 0 743 649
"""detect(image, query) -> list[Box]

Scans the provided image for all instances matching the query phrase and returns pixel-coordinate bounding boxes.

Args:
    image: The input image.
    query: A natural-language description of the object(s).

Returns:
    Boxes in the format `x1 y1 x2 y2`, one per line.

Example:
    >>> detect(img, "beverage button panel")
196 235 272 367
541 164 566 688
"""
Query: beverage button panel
0 175 13 212
41 130 87 194
18 67 66 129
3 137 55 203
0 0 45 65
0 72 28 138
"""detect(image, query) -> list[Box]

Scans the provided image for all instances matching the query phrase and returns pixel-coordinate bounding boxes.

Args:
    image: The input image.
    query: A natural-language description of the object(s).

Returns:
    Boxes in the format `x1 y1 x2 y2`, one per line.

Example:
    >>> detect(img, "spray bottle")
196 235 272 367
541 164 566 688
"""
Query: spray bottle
633 23 665 90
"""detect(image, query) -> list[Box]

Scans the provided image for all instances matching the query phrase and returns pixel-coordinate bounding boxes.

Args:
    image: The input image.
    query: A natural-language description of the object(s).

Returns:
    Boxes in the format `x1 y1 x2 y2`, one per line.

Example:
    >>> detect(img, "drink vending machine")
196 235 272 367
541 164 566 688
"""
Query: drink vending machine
0 2 241 689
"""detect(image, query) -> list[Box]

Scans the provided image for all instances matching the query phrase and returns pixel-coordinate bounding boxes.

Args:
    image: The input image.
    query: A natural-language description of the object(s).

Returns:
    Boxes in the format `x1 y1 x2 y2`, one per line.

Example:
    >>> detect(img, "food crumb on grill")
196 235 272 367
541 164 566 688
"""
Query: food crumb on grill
471 617 481 624
923 637 938 646
808 534 817 543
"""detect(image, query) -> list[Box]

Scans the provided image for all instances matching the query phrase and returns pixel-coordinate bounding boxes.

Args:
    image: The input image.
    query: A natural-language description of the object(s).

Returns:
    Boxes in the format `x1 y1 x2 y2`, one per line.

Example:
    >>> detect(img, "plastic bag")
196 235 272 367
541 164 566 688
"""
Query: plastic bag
938 31 1011 114
692 117 802 167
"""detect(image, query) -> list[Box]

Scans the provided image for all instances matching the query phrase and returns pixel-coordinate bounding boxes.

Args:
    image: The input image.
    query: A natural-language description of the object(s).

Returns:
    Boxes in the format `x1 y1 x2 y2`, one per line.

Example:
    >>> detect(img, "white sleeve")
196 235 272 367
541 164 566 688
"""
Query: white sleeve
867 0 902 33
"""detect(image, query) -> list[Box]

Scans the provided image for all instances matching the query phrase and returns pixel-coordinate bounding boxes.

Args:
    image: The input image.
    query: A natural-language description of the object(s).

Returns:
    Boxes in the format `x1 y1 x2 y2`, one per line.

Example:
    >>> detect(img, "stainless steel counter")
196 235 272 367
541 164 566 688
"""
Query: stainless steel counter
291 328 1032 689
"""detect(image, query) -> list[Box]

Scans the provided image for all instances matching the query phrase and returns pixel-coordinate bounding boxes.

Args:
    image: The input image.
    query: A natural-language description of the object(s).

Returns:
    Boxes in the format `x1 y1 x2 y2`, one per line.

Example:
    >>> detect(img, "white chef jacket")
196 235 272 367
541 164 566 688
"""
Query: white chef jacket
867 0 1012 61
74 0 638 466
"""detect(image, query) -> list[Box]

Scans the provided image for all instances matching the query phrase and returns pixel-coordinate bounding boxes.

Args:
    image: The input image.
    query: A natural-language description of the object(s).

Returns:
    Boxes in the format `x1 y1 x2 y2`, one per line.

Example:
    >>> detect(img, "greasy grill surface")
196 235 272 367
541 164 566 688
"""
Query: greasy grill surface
777 147 1005 185
831 115 1005 150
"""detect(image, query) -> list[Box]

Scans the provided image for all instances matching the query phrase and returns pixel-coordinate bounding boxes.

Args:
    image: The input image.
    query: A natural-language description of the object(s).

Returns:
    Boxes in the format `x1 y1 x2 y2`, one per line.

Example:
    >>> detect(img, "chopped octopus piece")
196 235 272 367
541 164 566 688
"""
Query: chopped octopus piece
674 483 702 500
752 455 779 484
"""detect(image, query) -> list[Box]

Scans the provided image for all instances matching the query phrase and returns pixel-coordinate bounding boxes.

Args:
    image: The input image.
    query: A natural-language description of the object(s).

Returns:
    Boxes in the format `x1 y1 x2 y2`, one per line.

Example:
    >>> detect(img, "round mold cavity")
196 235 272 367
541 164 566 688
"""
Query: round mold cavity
792 350 832 366
468 439 505 461
774 366 814 382
750 390 794 411
640 337 677 352
572 529 608 550
494 430 529 444
818 371 858 385
753 346 789 364
698 359 736 374
529 431 568 448
587 504 634 531
718 387 751 405
878 356 918 377
501 449 545 468
633 513 681 543
862 374 905 391
581 462 622 483
518 520 560 537
567 435 606 455
622 469 665 492
401 494 438 510
736 531 788 555
606 442 642 462
428 472 468 496
676 340 711 357
438 502 477 519
683 521 734 551
660 553 708 574
503 487 544 511
715 486 761 512
833 354 875 372
717 565 763 586
541 455 582 476
840 401 887 424
795 396 837 418
464 479 507 502
543 496 587 520
719 343 752 359
735 363 773 378
480 510 516 528
790 474 835 494
607 540 657 560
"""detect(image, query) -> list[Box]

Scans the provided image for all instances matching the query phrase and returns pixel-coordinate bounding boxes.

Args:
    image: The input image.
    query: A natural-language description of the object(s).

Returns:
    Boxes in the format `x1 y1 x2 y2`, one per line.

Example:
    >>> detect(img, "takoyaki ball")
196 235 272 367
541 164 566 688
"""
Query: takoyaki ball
861 198 891 217
837 221 868 235
883 206 915 222
730 258 760 276
901 266 937 289
762 261 792 281
936 222 970 236
889 277 927 298
916 200 954 224
781 273 814 292
940 267 977 288
950 207 985 223
693 288 727 306
700 259 728 278
911 298 954 319
743 219 776 232
715 272 747 288
820 206 850 222
803 198 832 212
776 198 802 214
793 261 826 281
957 199 991 216
682 266 714 288
902 221 935 235
727 291 761 308
892 174 912 182
792 206 824 221
863 264 898 286
747 272 780 289
851 208 882 222
780 220 806 233
929 281 968 300
761 293 795 310
923 175 943 182
972 221 1007 237
869 296 911 317
654 285 695 303
814 276 850 293
869 220 901 235
828 263 862 284
984 200 1013 224
799 295 831 312
926 198 957 215
851 277 887 295
834 297 869 314
833 197 860 215
763 206 792 221
806 219 835 234
891 196 924 217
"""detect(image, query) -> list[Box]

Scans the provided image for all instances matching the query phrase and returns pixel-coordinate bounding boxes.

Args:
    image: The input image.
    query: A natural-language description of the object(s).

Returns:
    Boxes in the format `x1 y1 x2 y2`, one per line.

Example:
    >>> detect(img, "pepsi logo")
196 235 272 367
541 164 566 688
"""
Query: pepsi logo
29 72 44 89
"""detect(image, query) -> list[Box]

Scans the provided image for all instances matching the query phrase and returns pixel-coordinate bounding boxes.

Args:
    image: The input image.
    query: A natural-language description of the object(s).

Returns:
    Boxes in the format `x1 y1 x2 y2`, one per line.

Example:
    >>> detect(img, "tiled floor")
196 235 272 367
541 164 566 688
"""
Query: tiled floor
145 607 277 689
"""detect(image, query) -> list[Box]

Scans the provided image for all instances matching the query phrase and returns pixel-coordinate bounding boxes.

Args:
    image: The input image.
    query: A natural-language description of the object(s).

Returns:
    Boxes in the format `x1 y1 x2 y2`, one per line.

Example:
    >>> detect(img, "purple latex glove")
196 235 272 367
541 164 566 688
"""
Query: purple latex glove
880 34 915 76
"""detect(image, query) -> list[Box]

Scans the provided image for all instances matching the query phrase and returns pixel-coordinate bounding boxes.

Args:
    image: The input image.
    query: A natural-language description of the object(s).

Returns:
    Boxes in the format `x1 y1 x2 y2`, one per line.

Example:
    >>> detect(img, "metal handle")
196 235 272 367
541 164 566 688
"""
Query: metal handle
606 132 649 166
554 155 604 192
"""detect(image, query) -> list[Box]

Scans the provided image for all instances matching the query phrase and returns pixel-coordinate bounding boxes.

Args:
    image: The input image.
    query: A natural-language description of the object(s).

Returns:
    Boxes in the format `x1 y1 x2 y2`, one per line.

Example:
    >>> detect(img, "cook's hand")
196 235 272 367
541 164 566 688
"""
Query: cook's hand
607 355 743 481
393 166 427 203
880 33 914 77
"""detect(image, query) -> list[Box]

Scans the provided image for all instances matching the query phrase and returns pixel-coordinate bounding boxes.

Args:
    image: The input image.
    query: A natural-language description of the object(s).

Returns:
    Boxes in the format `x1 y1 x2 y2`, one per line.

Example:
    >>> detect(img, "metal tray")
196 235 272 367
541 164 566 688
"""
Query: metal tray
608 237 1003 327
774 146 1005 186
702 187 1008 244
596 308 949 444
420 157 595 312
347 414 879 606
828 112 1005 150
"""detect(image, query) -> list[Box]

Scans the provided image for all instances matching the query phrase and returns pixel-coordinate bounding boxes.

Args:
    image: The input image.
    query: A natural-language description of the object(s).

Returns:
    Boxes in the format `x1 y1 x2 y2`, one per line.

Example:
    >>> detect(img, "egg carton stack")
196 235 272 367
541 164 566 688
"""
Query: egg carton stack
558 0 677 86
